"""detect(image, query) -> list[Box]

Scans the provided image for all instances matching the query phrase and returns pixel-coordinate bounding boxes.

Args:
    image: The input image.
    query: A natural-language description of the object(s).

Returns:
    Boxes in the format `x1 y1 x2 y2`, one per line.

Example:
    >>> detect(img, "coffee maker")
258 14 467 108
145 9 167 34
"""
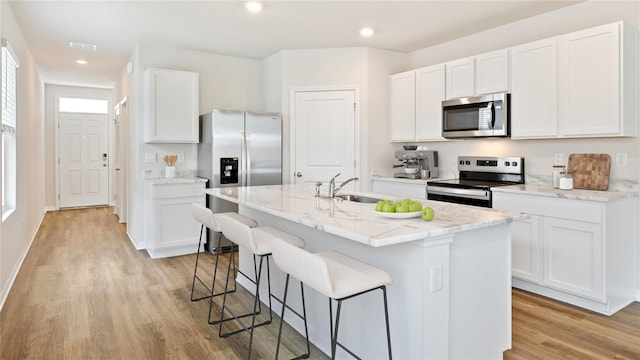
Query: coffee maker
393 150 439 179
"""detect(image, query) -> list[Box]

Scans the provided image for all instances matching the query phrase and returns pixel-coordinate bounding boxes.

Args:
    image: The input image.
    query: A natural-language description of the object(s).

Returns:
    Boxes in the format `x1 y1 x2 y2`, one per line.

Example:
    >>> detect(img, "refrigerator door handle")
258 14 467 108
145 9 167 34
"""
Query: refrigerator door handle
245 131 251 186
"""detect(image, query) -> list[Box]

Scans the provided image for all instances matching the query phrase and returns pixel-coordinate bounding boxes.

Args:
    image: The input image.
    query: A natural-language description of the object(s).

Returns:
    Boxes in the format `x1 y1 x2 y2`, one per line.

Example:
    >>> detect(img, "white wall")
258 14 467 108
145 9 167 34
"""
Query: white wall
0 1 46 309
264 47 407 190
120 45 262 249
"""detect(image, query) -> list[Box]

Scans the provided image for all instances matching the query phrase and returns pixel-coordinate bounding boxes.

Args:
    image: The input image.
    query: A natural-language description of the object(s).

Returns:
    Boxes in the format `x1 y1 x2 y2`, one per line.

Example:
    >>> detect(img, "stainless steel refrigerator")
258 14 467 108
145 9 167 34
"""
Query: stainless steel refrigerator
197 109 282 252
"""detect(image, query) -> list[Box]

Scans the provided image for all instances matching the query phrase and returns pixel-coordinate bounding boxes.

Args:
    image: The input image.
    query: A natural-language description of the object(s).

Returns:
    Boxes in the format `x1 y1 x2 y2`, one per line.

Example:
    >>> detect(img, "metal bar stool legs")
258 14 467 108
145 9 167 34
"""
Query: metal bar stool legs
275 274 311 360
191 226 238 303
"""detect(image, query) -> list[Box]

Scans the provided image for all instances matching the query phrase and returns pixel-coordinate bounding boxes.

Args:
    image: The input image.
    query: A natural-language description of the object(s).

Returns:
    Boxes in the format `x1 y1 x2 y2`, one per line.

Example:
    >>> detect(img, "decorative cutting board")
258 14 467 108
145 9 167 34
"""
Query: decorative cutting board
567 154 611 190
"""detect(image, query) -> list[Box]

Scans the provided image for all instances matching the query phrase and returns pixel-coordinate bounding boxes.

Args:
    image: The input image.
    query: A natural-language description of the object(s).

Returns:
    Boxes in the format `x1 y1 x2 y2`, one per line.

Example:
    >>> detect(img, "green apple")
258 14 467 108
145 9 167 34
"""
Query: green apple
396 204 410 213
382 203 396 213
375 200 386 212
409 201 423 212
422 206 435 221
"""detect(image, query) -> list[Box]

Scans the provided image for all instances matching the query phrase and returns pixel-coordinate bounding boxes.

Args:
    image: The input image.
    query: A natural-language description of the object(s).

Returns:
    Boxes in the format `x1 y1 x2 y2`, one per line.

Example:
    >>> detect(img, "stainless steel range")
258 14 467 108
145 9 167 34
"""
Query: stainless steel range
427 156 524 208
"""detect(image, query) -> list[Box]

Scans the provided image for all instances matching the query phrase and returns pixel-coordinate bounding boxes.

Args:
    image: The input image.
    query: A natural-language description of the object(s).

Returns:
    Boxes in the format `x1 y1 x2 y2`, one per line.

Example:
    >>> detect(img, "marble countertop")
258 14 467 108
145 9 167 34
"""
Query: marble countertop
204 184 526 247
492 184 638 202
145 177 208 185
371 176 441 185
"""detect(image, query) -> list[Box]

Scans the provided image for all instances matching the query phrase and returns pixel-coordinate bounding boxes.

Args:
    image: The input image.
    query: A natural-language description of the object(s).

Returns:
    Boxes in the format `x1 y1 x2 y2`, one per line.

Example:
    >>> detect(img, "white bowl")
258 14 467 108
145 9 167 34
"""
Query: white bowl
404 167 419 174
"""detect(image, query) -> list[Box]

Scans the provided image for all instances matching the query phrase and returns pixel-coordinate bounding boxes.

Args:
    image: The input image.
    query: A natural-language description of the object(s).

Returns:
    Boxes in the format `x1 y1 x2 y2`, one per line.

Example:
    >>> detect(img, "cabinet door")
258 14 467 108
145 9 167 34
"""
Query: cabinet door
511 216 541 282
510 38 558 138
446 57 475 99
543 218 603 301
145 68 199 143
415 64 446 141
475 49 510 95
389 71 416 141
559 23 620 136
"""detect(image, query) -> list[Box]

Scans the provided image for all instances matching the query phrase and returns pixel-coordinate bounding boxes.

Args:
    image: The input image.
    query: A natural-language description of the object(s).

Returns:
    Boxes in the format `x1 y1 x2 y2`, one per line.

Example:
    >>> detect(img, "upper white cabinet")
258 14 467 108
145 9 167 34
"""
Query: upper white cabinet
389 70 416 141
390 64 446 142
445 49 509 99
415 64 446 141
559 22 637 137
511 21 637 139
144 68 200 143
445 57 475 99
510 38 559 138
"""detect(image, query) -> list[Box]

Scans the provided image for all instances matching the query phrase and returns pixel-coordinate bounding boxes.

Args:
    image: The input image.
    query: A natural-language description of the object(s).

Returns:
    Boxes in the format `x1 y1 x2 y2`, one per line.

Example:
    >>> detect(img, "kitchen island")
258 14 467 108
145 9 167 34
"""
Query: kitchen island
205 184 526 359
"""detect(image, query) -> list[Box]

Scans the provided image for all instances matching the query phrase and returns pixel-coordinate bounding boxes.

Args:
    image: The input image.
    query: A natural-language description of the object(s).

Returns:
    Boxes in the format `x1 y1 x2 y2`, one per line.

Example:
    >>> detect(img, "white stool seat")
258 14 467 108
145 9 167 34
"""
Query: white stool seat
316 251 393 300
272 237 393 359
191 204 258 232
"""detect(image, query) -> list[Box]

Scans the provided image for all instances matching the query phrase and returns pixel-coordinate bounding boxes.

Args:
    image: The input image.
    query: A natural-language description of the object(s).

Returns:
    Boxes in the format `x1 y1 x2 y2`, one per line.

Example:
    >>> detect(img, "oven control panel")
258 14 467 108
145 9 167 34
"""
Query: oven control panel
457 156 523 174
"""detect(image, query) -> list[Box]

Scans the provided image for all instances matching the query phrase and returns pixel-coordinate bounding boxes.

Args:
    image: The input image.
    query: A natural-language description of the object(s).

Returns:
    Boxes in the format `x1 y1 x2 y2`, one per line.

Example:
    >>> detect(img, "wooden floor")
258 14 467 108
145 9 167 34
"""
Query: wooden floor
1 207 639 359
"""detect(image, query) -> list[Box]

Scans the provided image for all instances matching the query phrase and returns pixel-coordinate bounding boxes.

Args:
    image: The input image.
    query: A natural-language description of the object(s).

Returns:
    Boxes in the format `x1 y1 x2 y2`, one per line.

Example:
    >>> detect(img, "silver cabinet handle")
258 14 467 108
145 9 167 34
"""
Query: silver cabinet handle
296 172 302 177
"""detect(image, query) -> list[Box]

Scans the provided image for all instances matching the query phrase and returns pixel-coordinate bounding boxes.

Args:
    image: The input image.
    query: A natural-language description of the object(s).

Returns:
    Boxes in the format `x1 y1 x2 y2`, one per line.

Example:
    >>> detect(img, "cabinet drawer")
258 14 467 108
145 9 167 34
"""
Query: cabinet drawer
493 192 602 223
153 183 206 199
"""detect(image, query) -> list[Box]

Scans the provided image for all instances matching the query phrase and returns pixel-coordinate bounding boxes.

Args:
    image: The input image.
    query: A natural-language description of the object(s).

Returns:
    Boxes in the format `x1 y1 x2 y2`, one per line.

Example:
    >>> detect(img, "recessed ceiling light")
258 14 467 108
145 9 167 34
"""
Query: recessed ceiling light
360 27 375 37
246 2 263 12
76 59 88 65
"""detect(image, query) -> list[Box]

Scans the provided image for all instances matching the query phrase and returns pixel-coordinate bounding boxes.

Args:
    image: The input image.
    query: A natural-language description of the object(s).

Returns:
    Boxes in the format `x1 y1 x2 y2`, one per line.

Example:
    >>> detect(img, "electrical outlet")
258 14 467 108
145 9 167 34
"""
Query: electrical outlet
145 152 157 163
177 153 185 162
553 153 563 165
430 264 443 292
616 153 628 167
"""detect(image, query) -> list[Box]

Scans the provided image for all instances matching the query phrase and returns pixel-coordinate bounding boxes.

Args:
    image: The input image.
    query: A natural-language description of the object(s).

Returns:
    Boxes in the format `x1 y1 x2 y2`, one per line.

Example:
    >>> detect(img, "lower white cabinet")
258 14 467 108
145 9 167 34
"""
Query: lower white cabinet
493 190 636 315
144 179 206 259
372 178 428 199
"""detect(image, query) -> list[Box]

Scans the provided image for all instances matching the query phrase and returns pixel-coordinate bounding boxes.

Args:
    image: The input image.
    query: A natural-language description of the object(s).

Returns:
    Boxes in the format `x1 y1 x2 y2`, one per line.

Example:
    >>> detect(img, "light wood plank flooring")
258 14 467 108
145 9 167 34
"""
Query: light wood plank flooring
1 207 639 359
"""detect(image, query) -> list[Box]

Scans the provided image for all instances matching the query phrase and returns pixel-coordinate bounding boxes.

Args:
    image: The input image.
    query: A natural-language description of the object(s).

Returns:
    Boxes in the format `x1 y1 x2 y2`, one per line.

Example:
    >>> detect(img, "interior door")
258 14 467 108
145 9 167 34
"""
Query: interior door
59 112 109 208
113 99 127 222
293 90 357 189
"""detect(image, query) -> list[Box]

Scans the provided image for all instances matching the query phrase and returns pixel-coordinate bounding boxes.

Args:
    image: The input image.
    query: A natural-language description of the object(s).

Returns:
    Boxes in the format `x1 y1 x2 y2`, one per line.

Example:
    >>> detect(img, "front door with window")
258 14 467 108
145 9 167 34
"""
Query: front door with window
59 112 109 208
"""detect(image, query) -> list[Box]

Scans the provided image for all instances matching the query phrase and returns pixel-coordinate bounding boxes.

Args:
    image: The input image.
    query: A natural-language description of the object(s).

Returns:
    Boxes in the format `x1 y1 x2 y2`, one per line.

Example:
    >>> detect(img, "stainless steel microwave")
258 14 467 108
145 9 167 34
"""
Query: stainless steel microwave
442 92 510 139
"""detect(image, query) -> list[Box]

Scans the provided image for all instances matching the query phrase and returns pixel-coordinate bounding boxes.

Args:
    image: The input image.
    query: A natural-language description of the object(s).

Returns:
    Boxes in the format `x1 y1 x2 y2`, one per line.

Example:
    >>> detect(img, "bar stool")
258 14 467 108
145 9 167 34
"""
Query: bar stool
271 238 393 360
190 203 258 325
216 213 307 360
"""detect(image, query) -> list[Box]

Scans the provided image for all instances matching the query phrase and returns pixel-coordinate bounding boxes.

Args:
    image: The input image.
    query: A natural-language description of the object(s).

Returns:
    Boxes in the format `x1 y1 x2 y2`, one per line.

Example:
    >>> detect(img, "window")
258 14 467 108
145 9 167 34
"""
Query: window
2 40 19 220
59 97 108 114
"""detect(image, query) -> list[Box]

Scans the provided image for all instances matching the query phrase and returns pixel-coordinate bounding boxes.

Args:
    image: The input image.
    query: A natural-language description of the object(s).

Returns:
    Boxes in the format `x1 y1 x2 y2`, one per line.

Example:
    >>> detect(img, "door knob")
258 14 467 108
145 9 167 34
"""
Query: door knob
295 172 302 178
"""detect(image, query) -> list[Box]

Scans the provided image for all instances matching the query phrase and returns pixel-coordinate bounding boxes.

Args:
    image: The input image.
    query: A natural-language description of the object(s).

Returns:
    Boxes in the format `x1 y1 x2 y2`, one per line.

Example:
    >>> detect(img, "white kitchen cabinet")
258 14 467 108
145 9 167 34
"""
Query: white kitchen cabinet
510 215 541 283
475 49 510 95
445 49 509 99
144 179 207 258
144 68 199 143
559 22 637 137
415 64 446 141
372 178 427 199
390 65 446 142
510 38 558 138
493 190 636 315
445 57 475 99
511 21 637 139
389 70 416 141
543 217 603 300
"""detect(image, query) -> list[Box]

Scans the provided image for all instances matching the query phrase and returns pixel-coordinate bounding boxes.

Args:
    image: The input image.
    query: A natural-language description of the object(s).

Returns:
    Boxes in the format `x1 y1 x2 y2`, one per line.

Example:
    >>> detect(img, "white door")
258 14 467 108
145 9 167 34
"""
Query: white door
113 100 127 222
59 112 109 208
293 90 357 189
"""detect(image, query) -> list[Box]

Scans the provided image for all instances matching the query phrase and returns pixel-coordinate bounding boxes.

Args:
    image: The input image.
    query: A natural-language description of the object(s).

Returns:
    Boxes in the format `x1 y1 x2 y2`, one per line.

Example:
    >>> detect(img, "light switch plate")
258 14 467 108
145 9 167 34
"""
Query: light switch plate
145 153 157 163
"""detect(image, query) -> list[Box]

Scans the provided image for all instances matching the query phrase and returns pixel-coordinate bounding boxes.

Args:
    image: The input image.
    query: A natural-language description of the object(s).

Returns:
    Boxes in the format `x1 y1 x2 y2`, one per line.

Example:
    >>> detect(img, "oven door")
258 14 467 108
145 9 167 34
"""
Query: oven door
427 185 492 207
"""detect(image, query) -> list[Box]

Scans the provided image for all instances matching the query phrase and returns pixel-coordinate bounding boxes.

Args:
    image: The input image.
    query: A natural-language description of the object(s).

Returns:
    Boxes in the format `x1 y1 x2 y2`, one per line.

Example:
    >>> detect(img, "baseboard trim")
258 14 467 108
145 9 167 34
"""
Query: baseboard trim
126 230 145 250
0 208 47 312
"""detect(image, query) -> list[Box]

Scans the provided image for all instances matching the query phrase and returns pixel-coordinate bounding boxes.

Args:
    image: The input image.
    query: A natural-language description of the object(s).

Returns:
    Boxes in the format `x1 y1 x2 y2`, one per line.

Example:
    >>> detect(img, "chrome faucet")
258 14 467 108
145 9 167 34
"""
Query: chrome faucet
328 173 341 198
330 174 360 198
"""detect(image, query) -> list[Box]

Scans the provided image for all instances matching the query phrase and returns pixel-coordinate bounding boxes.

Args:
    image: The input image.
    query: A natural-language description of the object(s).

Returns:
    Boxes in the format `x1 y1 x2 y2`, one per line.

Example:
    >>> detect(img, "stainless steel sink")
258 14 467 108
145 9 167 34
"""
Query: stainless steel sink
333 194 382 203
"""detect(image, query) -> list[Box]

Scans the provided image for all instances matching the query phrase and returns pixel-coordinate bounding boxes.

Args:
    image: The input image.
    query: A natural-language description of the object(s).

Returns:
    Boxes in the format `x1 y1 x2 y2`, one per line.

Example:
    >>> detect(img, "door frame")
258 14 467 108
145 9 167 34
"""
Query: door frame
54 93 113 209
288 85 361 185
113 96 128 223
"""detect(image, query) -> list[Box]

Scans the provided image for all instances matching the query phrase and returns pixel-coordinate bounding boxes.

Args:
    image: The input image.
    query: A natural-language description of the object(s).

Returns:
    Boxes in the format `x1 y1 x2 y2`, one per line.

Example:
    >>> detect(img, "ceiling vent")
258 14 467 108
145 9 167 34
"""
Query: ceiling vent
68 41 97 51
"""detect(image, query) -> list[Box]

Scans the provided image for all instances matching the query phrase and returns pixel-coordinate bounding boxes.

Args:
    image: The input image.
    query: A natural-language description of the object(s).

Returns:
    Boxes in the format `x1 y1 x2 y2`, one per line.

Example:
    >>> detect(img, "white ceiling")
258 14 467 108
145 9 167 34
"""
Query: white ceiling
8 0 581 88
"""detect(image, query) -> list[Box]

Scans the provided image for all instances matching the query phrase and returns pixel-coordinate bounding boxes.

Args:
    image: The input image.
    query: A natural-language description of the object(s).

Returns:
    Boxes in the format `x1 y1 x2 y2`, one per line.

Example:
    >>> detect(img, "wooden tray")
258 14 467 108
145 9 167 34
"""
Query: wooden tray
567 154 611 190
